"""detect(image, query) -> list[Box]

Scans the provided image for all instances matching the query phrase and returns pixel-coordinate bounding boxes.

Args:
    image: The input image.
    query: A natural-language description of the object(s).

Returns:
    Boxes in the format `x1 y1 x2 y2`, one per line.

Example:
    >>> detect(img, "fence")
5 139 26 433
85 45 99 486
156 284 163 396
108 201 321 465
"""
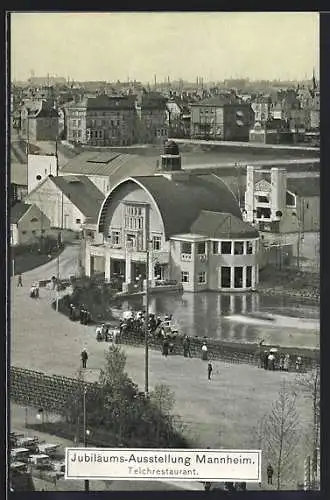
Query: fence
118 331 319 370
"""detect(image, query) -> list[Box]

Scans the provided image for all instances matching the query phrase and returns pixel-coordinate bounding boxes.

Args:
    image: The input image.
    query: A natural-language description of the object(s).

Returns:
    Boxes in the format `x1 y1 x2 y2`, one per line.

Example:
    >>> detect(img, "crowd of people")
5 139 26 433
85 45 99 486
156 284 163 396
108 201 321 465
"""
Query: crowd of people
259 341 304 372
68 303 91 325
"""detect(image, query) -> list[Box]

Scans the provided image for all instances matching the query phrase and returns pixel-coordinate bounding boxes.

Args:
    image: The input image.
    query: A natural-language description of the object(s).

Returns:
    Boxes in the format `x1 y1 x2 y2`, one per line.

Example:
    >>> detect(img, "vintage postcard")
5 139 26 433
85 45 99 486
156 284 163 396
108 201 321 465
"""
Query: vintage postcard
8 11 320 493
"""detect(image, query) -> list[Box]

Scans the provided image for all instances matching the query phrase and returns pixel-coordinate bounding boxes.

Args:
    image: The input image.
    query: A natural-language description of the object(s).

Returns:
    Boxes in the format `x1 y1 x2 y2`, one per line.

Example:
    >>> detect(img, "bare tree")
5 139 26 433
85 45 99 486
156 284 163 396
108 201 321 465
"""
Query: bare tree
295 367 320 488
260 381 301 490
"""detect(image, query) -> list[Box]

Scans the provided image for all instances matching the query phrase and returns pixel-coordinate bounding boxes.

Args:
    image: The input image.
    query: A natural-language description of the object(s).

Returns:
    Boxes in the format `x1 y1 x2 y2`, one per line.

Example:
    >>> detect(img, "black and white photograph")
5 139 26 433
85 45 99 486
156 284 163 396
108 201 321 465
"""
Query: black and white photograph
8 11 320 493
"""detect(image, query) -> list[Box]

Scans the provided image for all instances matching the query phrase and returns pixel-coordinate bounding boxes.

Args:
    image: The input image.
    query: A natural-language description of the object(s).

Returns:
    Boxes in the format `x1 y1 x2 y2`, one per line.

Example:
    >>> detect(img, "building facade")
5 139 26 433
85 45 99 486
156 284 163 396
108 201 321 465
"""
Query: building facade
136 92 168 143
10 203 52 246
65 95 138 146
190 96 254 141
244 166 320 234
85 142 260 292
26 174 104 231
21 100 59 141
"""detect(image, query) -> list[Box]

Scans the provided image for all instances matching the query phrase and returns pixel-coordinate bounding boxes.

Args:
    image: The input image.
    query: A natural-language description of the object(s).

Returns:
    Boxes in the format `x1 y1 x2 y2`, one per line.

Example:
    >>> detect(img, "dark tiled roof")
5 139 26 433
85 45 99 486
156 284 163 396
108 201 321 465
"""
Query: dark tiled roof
287 177 320 197
10 202 31 223
190 95 240 107
49 175 104 222
86 95 136 110
190 210 259 239
127 173 242 238
141 92 167 109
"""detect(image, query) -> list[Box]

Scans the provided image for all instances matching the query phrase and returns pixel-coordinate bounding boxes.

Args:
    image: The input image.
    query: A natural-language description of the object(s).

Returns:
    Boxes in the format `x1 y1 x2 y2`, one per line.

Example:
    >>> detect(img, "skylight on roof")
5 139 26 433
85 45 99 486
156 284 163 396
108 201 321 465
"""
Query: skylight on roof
87 153 121 164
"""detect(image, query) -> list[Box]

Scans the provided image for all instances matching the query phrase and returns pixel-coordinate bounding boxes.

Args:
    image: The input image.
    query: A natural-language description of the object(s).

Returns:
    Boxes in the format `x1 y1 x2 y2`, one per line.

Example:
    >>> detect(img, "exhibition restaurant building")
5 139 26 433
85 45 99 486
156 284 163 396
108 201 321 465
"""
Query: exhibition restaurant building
86 141 260 293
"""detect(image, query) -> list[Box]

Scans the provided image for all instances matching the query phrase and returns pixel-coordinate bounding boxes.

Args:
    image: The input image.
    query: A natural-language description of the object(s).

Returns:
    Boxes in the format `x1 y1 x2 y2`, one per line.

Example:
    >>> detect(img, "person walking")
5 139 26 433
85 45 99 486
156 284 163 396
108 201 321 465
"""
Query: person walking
266 463 274 485
81 348 88 369
207 361 213 381
17 274 23 287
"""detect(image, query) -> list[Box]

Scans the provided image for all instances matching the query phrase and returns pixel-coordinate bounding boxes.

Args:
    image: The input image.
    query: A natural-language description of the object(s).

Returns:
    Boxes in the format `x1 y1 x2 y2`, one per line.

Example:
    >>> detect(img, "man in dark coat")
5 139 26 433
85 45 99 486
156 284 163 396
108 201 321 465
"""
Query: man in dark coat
162 337 169 357
208 362 213 381
17 274 23 287
81 348 88 369
267 463 274 485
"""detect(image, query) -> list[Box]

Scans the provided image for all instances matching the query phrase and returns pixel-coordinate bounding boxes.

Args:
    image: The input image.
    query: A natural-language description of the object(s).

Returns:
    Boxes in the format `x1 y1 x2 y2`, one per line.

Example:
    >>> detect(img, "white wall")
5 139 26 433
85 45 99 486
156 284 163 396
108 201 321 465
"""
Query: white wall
27 154 58 193
26 177 85 231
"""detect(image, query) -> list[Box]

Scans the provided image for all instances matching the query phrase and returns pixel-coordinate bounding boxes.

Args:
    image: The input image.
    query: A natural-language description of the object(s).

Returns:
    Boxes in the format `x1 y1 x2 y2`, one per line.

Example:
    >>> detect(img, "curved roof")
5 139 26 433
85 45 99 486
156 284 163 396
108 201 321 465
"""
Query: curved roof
98 173 242 238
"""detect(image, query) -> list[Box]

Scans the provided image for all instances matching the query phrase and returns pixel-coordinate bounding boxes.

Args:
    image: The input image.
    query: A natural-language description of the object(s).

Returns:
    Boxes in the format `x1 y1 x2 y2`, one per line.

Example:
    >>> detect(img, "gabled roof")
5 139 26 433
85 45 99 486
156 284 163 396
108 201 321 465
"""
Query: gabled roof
49 175 105 222
99 173 242 238
10 203 32 223
190 210 259 239
262 175 320 197
25 100 59 118
287 177 320 197
10 163 28 186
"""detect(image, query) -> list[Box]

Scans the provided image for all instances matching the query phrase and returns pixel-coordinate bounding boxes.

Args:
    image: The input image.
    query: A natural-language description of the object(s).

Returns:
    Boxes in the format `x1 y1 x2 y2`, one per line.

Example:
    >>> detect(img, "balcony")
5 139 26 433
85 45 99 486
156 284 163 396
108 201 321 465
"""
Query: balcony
181 253 192 262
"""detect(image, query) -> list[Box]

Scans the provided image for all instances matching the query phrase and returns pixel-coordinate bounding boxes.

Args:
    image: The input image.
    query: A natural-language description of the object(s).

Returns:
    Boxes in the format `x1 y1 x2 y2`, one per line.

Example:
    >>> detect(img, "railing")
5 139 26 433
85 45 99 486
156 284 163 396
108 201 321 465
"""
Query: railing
180 253 192 262
117 331 319 370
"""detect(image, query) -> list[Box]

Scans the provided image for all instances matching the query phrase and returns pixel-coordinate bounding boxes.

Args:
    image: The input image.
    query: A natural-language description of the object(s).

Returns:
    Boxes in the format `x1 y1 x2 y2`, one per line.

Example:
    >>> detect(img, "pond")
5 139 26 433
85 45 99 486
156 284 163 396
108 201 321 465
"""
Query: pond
112 292 320 350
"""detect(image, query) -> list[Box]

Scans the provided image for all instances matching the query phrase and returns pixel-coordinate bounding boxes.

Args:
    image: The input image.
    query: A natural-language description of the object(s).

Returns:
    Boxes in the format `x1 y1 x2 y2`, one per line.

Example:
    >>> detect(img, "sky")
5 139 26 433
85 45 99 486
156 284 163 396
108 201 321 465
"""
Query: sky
10 12 319 83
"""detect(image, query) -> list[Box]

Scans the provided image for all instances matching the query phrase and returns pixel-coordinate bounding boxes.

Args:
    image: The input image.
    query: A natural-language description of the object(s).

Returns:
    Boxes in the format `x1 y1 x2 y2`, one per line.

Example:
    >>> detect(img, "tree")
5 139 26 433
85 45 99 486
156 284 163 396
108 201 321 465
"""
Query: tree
295 368 320 488
259 381 300 490
150 384 175 445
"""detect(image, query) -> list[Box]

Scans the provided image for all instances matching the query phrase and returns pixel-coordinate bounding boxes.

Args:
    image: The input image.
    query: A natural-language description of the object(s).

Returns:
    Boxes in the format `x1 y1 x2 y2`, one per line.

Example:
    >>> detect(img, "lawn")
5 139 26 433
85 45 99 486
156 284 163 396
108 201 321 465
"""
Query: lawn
11 283 315 490
11 247 64 276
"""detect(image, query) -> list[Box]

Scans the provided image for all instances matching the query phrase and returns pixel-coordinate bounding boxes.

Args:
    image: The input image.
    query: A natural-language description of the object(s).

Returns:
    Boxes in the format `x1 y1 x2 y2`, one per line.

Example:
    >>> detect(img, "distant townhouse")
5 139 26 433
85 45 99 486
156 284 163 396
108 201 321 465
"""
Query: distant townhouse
136 92 168 143
190 95 254 142
20 100 59 141
251 96 272 125
65 95 138 146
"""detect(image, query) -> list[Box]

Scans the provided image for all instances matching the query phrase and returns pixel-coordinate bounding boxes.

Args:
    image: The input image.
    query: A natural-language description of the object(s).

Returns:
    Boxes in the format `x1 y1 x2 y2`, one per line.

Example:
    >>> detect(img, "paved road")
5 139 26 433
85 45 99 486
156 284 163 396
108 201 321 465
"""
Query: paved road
10 247 310 490
18 244 81 285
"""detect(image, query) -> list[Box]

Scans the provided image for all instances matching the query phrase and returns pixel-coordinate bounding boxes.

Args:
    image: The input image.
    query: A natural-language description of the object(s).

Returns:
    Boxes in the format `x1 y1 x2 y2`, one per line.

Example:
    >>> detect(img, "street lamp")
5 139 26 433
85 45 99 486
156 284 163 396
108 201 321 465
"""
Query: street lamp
144 245 150 396
144 239 154 396
83 386 89 492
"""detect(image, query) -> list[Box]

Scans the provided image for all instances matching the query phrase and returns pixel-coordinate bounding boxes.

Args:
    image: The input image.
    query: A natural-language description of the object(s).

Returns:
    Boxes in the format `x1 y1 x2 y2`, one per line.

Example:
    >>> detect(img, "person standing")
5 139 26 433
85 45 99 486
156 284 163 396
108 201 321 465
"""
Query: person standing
283 353 290 372
81 348 88 369
268 353 275 371
279 354 285 371
201 343 208 361
17 274 23 287
207 361 213 381
266 463 274 485
263 351 269 370
162 337 169 358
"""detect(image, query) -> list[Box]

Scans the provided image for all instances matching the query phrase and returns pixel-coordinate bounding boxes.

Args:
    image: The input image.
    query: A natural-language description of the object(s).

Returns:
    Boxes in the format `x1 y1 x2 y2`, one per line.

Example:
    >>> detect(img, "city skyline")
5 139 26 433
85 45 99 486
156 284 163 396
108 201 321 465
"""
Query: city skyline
10 12 319 83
